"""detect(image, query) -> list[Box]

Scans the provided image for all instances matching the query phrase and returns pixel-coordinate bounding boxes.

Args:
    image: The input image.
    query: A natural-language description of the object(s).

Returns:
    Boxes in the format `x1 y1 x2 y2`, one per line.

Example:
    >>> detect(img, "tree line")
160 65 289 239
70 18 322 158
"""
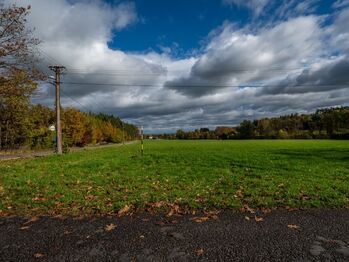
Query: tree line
154 107 349 140
0 4 138 150
1 97 139 149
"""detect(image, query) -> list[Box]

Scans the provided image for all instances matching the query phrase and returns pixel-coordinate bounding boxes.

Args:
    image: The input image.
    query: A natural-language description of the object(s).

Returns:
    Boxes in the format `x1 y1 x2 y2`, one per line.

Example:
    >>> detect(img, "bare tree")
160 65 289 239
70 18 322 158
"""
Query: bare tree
0 4 40 78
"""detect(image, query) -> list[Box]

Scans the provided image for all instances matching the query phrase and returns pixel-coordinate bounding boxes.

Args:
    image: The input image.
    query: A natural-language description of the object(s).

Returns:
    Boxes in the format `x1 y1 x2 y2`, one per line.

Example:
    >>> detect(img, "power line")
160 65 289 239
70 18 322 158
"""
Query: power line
65 72 167 76
61 86 112 113
60 89 92 113
64 67 311 73
61 82 349 88
37 47 65 67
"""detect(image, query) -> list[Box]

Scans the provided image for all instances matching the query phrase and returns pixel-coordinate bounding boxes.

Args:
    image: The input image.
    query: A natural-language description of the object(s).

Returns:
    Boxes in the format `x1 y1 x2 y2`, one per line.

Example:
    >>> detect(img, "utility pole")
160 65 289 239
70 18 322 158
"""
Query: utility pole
49 65 65 155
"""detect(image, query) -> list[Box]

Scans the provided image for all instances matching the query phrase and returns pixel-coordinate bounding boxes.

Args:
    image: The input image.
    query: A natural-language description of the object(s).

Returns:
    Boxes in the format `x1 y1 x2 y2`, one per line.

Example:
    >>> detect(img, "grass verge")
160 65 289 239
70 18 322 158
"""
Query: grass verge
0 140 348 216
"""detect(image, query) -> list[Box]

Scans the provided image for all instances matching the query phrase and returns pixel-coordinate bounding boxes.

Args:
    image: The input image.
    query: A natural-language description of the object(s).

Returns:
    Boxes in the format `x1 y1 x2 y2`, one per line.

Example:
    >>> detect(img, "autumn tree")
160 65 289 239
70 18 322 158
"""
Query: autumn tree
62 108 86 146
29 104 55 148
0 4 41 149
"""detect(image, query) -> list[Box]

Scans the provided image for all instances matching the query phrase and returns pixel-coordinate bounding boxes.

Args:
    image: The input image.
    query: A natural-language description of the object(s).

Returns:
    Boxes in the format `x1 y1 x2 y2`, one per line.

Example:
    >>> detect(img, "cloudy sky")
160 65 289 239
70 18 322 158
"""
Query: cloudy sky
6 0 349 133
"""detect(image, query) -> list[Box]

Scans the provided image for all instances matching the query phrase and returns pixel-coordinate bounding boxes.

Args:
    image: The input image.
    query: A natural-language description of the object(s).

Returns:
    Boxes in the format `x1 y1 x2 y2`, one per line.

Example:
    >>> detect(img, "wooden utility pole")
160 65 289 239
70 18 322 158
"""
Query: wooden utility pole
49 65 65 155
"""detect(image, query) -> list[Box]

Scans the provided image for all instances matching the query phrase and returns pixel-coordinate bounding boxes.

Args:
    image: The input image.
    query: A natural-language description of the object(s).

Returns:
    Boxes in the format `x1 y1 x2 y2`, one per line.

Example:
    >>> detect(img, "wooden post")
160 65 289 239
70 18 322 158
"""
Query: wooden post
49 66 65 154
141 126 144 156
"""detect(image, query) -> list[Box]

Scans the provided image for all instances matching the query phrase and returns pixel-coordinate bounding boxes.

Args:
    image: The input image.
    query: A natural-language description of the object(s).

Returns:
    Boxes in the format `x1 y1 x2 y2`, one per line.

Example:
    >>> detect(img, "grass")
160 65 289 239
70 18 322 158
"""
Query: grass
0 140 348 215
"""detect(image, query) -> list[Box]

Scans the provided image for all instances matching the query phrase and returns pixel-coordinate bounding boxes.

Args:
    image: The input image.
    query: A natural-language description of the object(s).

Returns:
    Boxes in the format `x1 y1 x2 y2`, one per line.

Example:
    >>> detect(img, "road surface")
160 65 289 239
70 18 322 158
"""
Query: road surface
1 209 348 261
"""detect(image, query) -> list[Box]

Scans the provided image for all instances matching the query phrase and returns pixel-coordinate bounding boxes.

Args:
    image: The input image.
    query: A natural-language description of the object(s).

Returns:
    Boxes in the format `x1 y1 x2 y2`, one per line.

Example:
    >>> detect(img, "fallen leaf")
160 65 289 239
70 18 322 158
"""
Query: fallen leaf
166 209 175 217
34 253 44 258
245 216 250 221
286 207 299 212
166 204 180 217
118 205 132 217
196 248 204 256
105 223 117 231
155 221 165 226
287 224 300 230
150 201 166 208
54 215 66 220
139 235 145 239
23 217 39 225
255 216 264 222
84 195 95 201
32 197 47 202
20 226 30 230
203 210 220 217
261 208 272 214
234 189 244 198
190 216 210 223
240 204 255 214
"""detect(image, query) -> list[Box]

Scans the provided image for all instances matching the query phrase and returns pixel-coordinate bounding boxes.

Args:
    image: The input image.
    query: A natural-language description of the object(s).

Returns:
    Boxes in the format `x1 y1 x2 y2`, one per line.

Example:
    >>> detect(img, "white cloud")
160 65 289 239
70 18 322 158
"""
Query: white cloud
333 0 349 9
223 0 270 16
4 0 349 132
166 16 324 96
329 7 349 54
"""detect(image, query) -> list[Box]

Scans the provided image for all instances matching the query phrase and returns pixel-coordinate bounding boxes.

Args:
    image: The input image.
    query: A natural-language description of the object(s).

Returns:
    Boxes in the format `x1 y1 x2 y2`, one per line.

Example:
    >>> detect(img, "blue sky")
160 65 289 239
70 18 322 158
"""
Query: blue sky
7 0 349 133
109 0 249 55
109 0 334 55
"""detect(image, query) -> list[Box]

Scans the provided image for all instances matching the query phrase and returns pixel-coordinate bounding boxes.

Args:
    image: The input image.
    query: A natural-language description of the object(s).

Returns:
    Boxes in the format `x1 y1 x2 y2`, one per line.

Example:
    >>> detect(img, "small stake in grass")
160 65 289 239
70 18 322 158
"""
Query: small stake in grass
141 125 144 156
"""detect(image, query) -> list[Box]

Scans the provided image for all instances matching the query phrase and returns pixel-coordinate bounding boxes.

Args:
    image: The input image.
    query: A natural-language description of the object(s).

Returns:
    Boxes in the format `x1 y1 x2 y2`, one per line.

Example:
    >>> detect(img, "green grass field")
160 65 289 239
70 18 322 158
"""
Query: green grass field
0 140 348 215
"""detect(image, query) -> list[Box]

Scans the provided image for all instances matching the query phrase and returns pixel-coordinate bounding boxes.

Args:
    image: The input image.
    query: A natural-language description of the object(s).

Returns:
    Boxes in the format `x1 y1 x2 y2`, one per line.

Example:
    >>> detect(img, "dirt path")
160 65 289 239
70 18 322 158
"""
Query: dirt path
0 141 138 161
1 209 348 261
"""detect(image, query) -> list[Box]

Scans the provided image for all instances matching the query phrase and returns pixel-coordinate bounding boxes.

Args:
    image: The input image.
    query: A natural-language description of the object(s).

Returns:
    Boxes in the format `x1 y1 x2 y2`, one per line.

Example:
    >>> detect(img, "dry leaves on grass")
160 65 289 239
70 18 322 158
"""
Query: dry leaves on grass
105 223 117 231
287 224 300 230
84 195 96 201
150 201 167 208
20 226 30 230
32 197 47 202
0 210 11 217
234 188 244 198
166 204 180 217
118 205 133 217
240 204 255 214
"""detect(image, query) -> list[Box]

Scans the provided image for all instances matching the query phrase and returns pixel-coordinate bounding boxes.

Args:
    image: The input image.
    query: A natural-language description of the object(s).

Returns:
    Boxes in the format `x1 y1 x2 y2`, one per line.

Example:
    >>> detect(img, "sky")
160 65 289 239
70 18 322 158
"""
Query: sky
5 0 349 133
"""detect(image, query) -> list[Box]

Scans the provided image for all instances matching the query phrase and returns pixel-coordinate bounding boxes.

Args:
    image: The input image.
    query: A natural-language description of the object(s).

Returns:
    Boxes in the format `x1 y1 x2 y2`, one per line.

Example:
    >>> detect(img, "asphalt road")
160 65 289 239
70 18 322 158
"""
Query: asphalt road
0 142 137 161
1 209 348 261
